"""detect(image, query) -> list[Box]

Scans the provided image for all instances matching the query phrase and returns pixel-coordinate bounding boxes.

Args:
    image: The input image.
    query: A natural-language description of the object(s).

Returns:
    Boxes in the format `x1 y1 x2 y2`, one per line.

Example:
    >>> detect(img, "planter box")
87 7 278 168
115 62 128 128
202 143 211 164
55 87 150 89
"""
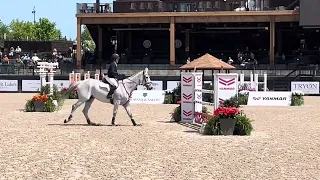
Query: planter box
34 101 45 112
219 118 236 136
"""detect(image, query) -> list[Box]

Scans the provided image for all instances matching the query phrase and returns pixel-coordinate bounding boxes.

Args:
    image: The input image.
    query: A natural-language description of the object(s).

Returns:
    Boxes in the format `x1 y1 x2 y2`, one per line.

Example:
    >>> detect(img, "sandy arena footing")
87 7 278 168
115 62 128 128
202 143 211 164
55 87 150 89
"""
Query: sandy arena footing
0 93 320 179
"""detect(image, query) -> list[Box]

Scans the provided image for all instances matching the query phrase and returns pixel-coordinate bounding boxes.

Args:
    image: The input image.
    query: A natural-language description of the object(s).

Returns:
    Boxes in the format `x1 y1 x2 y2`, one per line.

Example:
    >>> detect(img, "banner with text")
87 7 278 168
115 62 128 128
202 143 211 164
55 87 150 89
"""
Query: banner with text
0 80 18 92
291 81 319 94
22 80 70 91
248 92 292 106
130 90 165 104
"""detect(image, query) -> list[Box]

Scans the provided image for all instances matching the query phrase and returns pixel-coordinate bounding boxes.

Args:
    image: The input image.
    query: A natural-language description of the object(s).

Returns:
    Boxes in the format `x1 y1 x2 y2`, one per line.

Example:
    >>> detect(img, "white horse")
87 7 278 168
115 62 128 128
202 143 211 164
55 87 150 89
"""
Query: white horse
60 68 152 126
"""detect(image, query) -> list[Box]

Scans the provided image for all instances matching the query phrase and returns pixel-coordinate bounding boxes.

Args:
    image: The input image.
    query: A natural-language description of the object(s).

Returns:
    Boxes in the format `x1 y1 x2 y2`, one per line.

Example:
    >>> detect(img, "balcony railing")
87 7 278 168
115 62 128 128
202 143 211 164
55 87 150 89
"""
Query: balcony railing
76 3 113 14
76 0 292 14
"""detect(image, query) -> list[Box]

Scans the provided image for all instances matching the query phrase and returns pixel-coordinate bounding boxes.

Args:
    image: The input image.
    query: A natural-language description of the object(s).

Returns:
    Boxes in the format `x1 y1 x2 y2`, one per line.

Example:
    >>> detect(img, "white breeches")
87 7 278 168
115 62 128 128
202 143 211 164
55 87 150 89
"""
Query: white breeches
106 78 118 87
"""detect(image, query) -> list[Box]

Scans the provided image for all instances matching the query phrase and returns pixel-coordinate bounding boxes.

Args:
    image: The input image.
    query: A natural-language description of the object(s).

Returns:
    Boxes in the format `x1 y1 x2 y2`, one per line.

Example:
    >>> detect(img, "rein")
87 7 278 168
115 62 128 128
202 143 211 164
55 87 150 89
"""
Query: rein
120 77 139 106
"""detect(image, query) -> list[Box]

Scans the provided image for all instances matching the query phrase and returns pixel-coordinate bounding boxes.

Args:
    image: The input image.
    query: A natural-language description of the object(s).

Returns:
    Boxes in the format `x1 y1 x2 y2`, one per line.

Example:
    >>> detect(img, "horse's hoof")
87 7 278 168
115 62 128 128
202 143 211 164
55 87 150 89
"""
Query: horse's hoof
64 119 67 123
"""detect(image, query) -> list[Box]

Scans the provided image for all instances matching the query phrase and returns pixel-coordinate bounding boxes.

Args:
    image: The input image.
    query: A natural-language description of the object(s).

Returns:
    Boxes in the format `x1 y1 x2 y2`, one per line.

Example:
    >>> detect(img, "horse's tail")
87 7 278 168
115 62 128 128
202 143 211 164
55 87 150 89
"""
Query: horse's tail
57 82 81 110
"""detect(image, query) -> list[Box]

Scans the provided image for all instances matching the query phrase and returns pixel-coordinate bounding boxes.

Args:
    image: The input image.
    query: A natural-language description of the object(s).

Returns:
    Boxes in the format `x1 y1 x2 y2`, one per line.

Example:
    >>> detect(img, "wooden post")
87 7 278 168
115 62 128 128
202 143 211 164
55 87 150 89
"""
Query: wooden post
269 20 275 66
170 16 175 66
76 18 82 69
98 25 103 63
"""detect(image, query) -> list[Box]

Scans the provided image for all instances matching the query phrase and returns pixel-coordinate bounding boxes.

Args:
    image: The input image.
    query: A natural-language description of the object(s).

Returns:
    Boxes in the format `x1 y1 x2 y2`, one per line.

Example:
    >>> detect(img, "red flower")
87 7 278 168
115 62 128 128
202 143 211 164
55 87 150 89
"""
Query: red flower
213 107 239 119
177 100 181 104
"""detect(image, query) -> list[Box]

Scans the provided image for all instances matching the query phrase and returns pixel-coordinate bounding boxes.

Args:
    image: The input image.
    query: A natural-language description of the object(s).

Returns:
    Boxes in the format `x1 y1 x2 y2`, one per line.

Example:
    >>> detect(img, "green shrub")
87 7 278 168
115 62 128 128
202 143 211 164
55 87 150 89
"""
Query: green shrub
164 92 174 104
291 95 304 106
238 94 248 105
221 95 240 108
25 100 35 112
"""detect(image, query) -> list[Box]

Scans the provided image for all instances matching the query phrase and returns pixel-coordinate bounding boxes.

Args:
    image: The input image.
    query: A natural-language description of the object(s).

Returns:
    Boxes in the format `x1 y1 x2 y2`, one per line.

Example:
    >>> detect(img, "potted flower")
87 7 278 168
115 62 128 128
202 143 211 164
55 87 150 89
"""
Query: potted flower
213 107 239 135
32 94 48 112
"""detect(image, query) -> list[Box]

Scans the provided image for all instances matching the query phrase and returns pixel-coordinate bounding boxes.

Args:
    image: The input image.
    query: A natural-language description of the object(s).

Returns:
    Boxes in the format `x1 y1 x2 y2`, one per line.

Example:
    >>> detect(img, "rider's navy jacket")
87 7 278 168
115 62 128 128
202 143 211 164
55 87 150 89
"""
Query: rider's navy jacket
107 61 119 78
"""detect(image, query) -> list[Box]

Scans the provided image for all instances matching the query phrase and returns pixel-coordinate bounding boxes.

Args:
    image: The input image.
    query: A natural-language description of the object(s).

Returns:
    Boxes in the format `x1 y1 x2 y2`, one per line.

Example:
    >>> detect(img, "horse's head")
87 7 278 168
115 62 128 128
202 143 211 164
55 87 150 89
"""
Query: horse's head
142 67 153 90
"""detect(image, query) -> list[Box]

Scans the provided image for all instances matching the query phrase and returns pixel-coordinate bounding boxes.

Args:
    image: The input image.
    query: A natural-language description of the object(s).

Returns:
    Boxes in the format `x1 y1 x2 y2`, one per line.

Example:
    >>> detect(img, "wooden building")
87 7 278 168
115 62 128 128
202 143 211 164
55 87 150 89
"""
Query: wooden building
75 0 319 69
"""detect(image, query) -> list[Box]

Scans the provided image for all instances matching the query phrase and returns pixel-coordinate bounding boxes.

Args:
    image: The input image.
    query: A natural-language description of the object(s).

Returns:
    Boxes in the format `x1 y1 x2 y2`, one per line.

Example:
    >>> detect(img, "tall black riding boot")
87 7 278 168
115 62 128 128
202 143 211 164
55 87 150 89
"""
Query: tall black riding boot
107 85 116 99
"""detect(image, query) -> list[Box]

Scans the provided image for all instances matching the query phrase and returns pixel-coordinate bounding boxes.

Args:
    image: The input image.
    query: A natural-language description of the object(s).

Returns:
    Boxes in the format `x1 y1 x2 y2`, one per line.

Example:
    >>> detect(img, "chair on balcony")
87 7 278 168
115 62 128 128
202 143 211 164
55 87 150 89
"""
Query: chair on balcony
205 1 212 11
130 3 137 12
139 2 146 11
198 1 205 12
147 2 154 12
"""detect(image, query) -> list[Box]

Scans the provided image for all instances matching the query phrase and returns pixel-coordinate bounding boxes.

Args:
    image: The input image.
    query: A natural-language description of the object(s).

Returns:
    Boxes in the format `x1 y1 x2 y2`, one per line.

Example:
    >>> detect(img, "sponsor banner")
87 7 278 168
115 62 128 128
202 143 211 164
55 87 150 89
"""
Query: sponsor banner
53 80 70 91
247 92 292 106
130 90 165 104
137 81 163 90
0 80 18 92
22 80 41 91
214 73 238 108
291 81 319 94
151 81 163 90
22 80 70 91
167 81 180 91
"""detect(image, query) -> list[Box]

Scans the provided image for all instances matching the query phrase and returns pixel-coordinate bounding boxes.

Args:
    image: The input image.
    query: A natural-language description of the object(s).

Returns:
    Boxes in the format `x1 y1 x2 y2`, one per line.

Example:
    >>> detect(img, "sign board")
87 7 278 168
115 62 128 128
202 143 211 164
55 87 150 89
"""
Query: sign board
247 92 292 106
214 73 238 109
130 90 165 104
53 80 70 91
22 80 70 91
22 80 41 91
167 81 180 91
291 81 319 94
0 80 18 92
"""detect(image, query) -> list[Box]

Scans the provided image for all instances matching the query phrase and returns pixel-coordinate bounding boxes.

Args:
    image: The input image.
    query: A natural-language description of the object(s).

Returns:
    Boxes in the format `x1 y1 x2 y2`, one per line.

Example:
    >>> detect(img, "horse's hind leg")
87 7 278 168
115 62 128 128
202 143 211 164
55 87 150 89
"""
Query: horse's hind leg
64 100 84 123
82 96 96 125
123 104 137 126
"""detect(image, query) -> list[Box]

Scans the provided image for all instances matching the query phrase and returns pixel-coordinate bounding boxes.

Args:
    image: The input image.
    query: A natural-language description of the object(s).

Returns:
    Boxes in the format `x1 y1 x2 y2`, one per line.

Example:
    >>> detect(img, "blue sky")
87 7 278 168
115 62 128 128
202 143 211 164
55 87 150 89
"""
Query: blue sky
0 0 112 40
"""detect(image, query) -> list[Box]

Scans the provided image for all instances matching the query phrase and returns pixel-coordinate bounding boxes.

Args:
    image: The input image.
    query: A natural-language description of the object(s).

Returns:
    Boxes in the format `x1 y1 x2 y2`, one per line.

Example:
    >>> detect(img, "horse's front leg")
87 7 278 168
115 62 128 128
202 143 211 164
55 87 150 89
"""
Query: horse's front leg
111 101 120 125
123 103 137 126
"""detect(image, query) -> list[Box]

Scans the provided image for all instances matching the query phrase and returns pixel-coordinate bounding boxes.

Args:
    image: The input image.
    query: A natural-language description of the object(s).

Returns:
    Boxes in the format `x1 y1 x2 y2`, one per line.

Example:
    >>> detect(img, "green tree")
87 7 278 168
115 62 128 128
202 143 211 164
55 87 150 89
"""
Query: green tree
81 25 95 51
9 19 35 40
34 18 62 41
8 18 62 41
0 20 10 47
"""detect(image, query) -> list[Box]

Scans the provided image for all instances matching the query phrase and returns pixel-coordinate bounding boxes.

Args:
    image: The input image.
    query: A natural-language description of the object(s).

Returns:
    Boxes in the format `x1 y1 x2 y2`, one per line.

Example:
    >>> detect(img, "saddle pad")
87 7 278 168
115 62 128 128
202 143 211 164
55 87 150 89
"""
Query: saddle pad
99 82 109 89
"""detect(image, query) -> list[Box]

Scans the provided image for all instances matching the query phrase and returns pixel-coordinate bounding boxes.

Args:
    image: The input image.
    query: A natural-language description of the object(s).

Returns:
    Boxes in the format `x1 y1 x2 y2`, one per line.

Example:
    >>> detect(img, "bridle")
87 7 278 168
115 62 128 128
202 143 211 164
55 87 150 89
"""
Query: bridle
120 71 150 105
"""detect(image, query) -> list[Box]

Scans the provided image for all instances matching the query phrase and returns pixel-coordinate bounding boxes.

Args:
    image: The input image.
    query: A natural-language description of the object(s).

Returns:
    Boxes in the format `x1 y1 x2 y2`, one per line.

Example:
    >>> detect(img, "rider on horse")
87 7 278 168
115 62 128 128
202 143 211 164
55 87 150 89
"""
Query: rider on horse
106 53 121 99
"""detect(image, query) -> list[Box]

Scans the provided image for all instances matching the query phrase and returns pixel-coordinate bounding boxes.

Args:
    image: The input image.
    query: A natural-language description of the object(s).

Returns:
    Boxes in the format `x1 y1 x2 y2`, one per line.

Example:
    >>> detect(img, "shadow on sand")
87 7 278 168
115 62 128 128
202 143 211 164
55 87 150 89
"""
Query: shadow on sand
47 123 142 127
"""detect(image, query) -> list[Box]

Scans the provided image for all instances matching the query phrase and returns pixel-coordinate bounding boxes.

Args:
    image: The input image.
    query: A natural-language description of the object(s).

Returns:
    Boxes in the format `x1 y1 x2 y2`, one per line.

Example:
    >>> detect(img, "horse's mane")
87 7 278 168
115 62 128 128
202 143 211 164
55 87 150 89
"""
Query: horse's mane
122 70 143 83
